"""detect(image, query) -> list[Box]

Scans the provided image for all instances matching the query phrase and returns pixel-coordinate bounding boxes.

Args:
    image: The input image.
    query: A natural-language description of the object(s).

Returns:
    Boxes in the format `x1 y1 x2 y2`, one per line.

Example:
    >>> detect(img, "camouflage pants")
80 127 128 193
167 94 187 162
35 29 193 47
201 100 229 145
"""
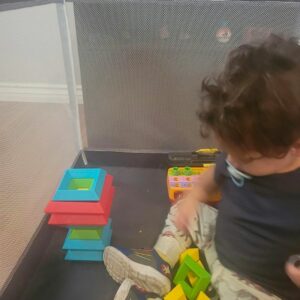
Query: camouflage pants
154 202 281 300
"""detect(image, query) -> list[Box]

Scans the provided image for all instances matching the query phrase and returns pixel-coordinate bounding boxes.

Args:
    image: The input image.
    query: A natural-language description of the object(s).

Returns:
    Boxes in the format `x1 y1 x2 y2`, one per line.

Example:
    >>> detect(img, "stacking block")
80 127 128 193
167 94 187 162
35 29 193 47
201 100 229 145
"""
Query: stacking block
65 250 104 262
188 261 204 286
53 168 106 201
164 284 186 300
64 229 112 251
196 292 210 300
49 212 109 226
180 249 200 264
174 255 211 300
45 175 113 215
63 219 112 250
64 220 112 262
69 227 103 240
48 186 114 226
180 249 204 286
64 229 111 250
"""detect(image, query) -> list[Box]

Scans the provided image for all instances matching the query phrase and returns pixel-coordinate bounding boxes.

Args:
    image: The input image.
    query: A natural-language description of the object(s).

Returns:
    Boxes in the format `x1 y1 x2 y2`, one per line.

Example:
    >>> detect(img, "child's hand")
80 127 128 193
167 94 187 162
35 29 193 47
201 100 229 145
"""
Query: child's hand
174 193 199 232
174 187 207 231
286 255 300 287
174 165 218 232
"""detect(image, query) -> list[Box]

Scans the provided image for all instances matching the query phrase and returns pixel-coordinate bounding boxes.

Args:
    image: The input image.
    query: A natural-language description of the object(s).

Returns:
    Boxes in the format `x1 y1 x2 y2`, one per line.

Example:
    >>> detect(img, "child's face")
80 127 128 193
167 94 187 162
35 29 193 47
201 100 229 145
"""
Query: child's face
217 138 300 176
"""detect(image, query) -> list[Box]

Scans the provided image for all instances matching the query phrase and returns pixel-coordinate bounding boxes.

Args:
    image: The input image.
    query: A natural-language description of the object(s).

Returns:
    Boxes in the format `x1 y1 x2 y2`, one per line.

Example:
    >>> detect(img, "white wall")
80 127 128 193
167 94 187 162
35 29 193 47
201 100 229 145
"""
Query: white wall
0 3 81 102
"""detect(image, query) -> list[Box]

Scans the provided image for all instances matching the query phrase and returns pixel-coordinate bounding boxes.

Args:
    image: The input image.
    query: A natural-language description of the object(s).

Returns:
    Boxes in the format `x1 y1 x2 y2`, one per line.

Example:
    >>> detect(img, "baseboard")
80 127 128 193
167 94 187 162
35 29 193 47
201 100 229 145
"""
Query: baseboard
0 82 83 104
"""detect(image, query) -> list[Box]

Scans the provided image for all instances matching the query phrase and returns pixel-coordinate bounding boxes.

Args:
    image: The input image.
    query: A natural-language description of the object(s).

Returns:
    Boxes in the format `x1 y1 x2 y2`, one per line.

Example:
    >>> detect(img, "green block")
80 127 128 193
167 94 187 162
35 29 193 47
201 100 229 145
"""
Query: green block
183 166 193 176
68 178 94 191
174 255 211 300
69 227 104 240
170 167 180 176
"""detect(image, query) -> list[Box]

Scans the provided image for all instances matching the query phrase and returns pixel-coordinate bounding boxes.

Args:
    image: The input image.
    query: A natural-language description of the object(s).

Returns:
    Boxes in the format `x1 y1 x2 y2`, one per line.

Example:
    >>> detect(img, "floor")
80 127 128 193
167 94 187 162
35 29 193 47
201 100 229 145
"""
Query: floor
19 162 171 300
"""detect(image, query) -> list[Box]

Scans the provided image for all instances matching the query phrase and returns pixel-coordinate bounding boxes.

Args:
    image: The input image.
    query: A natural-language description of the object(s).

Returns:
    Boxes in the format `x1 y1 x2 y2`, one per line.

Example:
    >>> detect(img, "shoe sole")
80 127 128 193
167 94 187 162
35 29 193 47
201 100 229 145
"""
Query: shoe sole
103 246 171 297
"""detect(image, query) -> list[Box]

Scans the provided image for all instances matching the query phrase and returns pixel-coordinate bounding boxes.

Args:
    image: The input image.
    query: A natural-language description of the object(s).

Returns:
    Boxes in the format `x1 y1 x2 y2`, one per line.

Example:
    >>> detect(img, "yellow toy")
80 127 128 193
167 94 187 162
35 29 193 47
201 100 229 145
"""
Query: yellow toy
164 284 187 300
179 248 201 264
167 166 220 202
195 148 219 154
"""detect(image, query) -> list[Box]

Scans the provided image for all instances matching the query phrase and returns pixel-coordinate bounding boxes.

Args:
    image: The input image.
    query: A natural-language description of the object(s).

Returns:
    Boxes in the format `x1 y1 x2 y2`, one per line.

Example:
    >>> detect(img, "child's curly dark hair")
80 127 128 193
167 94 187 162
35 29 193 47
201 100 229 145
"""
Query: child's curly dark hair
199 34 300 157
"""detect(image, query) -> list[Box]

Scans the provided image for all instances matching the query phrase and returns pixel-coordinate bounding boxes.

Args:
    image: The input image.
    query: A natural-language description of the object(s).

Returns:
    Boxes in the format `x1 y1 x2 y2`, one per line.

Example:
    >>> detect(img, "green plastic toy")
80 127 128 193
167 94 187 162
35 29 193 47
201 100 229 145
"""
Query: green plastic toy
68 178 94 191
170 167 180 176
173 255 211 300
69 227 104 240
183 166 193 176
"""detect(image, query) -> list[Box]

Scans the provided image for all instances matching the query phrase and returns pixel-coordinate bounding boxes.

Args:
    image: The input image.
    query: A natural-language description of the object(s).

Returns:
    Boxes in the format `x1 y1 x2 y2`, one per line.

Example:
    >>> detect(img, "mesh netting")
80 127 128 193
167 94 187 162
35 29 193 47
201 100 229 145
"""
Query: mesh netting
73 0 300 152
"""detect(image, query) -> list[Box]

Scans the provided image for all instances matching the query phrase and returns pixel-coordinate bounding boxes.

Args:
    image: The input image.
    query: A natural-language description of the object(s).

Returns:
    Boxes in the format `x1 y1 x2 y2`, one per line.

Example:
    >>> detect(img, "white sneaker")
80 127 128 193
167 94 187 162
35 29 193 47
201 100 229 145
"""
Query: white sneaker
103 246 171 299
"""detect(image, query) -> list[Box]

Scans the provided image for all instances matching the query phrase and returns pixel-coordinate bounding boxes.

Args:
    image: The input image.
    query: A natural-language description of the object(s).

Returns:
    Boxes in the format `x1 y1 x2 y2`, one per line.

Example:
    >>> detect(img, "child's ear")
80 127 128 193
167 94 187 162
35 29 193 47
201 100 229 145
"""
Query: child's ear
290 140 300 156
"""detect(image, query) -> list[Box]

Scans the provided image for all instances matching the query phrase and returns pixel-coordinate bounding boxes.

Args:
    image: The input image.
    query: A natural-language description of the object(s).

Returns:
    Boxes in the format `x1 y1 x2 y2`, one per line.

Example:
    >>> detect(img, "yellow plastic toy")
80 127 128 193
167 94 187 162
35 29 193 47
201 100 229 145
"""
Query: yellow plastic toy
167 147 220 202
167 166 220 202
195 148 219 154
179 248 201 264
196 291 211 300
164 284 187 300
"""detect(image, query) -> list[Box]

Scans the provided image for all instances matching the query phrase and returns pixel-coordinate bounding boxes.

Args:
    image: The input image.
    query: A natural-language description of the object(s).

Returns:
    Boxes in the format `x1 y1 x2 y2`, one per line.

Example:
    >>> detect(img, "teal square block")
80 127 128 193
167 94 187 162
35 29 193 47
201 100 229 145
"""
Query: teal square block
65 250 104 261
63 219 112 251
53 168 106 201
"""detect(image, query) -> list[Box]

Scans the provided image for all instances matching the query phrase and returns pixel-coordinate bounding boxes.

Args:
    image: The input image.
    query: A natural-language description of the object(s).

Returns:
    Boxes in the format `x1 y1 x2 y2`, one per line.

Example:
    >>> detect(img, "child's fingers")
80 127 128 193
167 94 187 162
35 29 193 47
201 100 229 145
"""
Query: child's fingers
285 255 300 287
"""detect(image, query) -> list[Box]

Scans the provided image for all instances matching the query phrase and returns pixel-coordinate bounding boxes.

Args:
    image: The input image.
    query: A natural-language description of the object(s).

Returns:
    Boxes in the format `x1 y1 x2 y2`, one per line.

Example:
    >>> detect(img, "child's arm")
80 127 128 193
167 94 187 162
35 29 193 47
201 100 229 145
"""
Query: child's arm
174 166 219 231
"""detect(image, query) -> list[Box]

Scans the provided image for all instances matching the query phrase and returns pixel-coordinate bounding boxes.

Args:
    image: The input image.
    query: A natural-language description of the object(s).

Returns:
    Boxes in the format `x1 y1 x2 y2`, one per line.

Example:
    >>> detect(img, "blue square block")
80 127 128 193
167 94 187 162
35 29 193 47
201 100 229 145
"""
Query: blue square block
65 250 104 261
63 219 112 250
53 168 106 201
